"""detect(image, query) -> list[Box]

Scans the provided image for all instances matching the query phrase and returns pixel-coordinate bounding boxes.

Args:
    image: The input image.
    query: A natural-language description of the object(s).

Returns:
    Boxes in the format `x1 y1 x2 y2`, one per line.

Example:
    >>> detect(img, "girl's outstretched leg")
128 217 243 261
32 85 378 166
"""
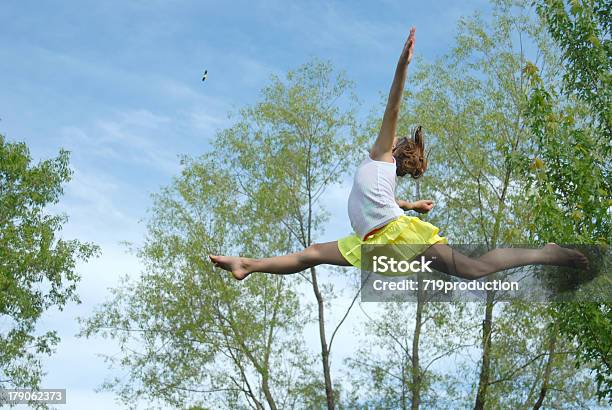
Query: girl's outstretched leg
209 241 351 280
422 243 589 280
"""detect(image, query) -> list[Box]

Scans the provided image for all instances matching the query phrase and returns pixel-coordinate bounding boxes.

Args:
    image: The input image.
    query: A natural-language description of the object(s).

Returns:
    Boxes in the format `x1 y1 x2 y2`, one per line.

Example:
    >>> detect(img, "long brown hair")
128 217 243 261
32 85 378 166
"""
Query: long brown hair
393 125 428 178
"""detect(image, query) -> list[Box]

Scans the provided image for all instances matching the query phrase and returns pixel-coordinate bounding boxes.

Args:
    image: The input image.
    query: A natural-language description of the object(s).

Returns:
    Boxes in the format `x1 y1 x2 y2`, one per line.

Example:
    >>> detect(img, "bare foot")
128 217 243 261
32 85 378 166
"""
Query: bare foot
542 243 589 270
209 255 250 280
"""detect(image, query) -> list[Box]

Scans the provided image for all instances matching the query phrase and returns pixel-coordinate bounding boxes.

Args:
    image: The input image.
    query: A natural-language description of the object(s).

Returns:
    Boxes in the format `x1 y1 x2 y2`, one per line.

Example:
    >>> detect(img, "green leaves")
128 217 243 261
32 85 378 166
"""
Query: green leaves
527 0 611 402
0 135 99 399
79 60 359 408
534 0 611 133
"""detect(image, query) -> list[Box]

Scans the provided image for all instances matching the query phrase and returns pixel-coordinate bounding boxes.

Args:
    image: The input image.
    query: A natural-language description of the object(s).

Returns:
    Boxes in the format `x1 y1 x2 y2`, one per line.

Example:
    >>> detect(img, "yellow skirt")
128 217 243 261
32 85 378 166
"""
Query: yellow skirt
337 215 448 269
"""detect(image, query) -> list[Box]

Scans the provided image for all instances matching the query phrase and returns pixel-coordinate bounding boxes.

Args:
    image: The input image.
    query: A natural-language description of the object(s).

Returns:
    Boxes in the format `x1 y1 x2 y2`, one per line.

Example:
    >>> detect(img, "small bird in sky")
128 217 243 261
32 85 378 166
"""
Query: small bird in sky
202 70 208 82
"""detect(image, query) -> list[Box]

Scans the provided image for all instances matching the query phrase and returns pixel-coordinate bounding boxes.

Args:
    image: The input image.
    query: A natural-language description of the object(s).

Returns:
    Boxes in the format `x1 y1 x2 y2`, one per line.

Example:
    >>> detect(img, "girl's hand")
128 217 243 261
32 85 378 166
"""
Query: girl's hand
402 27 416 64
412 199 434 213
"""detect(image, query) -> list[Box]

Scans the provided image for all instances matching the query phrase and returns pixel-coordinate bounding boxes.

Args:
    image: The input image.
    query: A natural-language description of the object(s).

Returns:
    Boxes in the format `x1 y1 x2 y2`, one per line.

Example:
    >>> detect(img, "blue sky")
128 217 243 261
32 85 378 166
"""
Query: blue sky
0 1 503 408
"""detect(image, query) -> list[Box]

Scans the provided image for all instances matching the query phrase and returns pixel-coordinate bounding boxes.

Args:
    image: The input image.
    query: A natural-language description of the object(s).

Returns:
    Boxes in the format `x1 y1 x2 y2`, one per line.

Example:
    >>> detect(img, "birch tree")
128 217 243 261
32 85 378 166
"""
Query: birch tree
81 60 362 409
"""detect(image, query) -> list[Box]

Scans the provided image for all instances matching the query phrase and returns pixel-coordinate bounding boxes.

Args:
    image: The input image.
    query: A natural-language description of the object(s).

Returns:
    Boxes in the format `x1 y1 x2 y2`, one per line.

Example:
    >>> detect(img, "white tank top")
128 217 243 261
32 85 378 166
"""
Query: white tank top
347 155 404 240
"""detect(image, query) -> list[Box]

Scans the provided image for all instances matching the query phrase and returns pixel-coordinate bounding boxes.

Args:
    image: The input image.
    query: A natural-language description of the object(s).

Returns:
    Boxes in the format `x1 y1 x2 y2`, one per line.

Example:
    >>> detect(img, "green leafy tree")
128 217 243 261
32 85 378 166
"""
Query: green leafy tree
217 59 363 410
387 0 604 407
81 154 318 409
345 299 474 409
0 135 98 408
525 0 611 401
400 4 541 407
80 60 362 409
533 0 610 134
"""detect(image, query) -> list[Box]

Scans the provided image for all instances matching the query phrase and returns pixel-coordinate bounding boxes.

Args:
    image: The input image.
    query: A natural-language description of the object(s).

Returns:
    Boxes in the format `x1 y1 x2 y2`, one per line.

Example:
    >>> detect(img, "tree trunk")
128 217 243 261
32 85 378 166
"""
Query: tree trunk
261 376 278 410
474 291 494 410
533 324 558 410
311 266 335 409
474 166 511 410
401 361 408 410
305 137 335 409
410 273 424 410
261 292 280 410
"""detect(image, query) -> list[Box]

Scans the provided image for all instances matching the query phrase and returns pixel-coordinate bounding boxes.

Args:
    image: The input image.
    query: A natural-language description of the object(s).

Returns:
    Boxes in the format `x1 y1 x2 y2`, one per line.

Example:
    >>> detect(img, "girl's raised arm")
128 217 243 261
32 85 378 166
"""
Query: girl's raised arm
370 27 415 162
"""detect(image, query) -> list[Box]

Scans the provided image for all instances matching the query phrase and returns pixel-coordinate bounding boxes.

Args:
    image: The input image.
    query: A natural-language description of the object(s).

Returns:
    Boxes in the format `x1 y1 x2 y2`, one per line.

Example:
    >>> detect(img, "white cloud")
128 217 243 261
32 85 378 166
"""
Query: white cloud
51 165 143 246
93 111 181 175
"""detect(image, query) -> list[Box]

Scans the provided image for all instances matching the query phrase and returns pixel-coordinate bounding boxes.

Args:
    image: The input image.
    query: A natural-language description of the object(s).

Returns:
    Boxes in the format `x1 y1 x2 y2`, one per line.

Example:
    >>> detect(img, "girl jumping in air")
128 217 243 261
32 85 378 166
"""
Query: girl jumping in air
209 27 588 281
